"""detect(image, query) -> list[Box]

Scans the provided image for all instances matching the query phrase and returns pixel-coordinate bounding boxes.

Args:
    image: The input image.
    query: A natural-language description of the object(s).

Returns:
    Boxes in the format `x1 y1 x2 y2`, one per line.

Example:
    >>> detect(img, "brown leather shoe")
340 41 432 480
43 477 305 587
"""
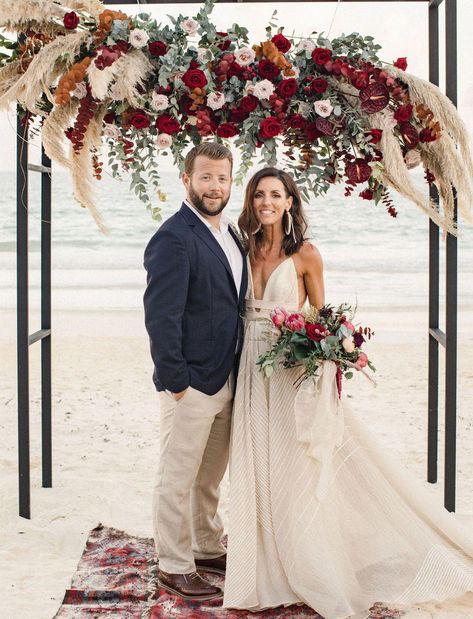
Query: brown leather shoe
195 554 227 575
157 569 223 600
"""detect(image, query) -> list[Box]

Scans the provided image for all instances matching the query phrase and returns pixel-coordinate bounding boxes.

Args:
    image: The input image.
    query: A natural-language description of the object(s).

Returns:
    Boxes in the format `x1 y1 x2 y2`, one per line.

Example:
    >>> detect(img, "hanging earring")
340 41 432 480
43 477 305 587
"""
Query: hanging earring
284 210 296 242
252 223 261 235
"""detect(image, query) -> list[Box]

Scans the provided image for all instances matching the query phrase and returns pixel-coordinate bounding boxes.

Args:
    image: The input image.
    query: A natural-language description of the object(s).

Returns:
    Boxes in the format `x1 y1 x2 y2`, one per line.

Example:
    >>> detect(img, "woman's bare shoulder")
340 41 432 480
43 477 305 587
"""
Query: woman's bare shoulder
296 241 323 272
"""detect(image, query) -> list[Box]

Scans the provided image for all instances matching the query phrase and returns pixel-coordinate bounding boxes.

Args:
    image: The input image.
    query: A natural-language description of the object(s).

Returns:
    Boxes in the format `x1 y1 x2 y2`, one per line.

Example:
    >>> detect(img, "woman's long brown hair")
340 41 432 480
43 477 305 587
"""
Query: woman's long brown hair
238 167 308 260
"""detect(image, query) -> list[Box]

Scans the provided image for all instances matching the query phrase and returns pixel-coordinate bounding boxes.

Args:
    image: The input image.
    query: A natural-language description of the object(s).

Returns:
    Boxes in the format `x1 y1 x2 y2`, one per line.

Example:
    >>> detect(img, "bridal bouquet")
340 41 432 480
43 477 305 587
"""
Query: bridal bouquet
257 303 375 395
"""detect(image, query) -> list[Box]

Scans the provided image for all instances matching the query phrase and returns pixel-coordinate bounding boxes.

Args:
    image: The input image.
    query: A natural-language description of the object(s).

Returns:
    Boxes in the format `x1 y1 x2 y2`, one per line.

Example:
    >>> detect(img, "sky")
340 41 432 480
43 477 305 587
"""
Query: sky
0 0 472 171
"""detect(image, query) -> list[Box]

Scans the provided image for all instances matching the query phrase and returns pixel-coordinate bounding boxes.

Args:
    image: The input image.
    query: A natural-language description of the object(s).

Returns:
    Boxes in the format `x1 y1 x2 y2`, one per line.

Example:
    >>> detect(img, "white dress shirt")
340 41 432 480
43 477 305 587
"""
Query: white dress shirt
184 200 243 295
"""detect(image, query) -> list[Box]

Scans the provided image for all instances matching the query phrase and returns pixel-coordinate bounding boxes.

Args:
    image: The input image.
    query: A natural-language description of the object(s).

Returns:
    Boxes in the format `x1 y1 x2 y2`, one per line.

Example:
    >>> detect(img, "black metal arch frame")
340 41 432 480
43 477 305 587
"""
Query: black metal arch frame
16 0 458 518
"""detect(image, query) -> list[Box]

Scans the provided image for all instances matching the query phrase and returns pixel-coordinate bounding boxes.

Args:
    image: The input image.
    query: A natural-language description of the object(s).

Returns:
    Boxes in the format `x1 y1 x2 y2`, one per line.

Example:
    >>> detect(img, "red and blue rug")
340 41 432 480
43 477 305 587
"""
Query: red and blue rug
54 524 404 619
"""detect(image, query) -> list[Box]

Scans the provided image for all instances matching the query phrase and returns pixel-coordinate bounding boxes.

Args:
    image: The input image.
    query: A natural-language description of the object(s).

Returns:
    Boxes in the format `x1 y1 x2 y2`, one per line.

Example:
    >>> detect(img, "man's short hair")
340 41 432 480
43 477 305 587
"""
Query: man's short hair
184 142 233 175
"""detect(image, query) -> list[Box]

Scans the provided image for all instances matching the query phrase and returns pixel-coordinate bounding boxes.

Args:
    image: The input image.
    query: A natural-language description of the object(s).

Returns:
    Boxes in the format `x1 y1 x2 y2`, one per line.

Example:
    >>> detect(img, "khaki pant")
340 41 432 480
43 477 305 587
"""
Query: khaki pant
153 375 233 573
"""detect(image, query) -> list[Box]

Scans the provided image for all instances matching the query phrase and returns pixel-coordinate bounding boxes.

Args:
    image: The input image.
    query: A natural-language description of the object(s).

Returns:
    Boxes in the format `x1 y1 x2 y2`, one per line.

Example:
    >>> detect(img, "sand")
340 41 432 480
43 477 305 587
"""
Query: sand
1 307 473 619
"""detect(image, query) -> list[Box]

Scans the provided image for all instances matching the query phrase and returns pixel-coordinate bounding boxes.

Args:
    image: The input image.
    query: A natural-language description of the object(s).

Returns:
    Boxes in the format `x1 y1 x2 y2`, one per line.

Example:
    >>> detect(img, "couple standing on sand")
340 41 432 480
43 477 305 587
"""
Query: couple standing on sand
143 142 473 619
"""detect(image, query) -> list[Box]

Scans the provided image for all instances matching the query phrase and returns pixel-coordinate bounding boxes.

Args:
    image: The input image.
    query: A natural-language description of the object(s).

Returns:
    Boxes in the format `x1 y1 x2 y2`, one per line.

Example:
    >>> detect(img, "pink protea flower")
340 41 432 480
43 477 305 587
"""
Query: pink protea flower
285 313 306 332
270 306 289 328
355 352 369 370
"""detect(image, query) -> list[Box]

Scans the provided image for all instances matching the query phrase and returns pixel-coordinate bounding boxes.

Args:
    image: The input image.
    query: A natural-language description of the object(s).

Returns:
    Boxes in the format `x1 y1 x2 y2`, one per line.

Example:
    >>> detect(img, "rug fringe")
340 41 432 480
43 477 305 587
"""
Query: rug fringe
141 557 160 619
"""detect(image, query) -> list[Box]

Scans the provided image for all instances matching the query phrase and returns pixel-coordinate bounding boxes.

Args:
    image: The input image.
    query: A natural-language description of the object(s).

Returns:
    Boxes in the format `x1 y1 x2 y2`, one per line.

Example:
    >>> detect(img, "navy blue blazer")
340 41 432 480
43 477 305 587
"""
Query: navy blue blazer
143 202 248 395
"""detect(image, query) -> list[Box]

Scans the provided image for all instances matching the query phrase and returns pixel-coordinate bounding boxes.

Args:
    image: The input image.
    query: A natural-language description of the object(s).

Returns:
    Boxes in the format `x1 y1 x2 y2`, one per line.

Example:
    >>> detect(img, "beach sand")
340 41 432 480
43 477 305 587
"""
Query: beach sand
1 307 473 619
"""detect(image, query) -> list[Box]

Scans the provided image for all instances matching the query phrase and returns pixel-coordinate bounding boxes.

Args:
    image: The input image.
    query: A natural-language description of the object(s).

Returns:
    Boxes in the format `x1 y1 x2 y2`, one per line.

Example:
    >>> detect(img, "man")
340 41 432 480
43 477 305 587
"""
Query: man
143 142 247 600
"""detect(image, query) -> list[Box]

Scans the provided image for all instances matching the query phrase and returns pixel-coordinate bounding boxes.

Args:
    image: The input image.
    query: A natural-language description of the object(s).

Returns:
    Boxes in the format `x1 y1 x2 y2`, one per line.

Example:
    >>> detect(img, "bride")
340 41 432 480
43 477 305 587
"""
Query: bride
223 166 473 618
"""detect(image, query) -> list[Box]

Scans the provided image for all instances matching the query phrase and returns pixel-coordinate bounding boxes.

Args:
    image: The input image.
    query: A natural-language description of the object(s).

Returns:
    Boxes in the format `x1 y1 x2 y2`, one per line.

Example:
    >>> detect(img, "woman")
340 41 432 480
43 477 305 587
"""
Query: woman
223 167 473 618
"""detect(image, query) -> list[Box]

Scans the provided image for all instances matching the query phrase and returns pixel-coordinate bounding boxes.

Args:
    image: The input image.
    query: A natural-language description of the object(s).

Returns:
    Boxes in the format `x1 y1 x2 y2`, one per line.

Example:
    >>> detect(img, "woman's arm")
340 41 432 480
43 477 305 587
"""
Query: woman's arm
299 242 325 309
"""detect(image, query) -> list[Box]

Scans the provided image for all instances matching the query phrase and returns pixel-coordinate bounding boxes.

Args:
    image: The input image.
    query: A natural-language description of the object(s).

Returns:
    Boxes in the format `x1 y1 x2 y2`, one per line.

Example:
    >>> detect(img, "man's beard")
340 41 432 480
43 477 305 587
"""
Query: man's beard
188 184 229 217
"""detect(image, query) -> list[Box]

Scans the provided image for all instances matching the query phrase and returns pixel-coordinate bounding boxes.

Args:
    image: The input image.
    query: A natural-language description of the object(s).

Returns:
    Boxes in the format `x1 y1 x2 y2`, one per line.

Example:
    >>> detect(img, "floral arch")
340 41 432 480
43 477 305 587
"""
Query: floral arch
0 0 472 234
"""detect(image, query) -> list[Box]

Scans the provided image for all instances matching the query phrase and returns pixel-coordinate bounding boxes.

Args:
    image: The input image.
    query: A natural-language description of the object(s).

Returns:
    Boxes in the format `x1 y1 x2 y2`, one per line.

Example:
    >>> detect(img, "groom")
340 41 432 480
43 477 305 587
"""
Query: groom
143 142 247 600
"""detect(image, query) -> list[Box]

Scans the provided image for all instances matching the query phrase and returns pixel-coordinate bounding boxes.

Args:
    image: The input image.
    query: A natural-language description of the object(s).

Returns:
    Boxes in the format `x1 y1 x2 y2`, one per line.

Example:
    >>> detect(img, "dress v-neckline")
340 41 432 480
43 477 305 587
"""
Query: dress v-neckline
250 256 295 301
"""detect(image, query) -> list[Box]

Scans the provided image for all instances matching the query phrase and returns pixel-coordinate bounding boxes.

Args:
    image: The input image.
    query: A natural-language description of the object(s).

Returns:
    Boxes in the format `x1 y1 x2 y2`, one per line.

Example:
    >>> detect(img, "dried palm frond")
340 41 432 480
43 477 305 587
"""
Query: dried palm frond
113 50 153 108
0 30 91 114
0 0 67 32
371 110 449 232
70 104 108 232
42 100 79 170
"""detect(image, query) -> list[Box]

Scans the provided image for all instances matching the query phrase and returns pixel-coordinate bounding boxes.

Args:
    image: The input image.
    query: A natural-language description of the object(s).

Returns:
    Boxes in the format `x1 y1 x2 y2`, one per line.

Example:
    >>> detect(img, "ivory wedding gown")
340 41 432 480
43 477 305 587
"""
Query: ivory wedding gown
223 256 473 619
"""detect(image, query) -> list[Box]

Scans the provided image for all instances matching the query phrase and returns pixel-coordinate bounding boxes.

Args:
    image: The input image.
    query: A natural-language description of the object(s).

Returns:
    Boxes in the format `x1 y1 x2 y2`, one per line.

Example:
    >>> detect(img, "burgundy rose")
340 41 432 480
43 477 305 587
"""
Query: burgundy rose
271 33 291 53
227 62 243 79
394 57 408 70
156 114 181 135
216 32 231 51
311 47 332 66
216 123 239 138
351 71 370 90
63 11 79 29
315 117 334 136
182 69 207 89
359 82 390 114
148 41 167 57
311 77 328 94
419 127 437 143
258 59 279 81
369 128 383 144
304 122 323 142
353 331 365 347
231 107 249 123
128 109 150 129
287 114 305 130
330 59 344 76
394 103 413 123
399 122 419 149
277 78 298 98
239 95 258 113
306 323 328 342
345 158 372 184
359 189 374 200
259 116 284 139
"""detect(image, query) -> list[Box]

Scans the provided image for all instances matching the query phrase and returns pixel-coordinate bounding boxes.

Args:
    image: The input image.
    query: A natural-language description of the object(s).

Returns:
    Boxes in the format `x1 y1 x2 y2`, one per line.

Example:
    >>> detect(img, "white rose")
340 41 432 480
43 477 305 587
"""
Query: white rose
181 17 198 36
129 28 149 49
103 124 121 140
297 38 316 53
151 92 169 112
155 133 173 149
234 47 255 66
314 99 333 118
72 81 87 99
289 66 300 79
342 338 356 353
404 149 422 169
253 79 275 101
186 116 198 126
207 91 226 111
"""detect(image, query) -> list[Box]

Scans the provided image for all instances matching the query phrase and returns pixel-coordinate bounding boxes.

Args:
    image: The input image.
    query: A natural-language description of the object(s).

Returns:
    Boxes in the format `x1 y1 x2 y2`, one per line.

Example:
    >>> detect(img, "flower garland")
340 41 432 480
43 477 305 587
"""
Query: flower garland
0 0 472 232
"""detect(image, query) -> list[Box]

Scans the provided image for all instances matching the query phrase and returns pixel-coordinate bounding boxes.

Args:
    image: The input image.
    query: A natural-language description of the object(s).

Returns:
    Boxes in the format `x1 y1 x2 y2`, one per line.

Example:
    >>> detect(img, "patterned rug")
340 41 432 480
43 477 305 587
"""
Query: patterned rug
54 524 405 619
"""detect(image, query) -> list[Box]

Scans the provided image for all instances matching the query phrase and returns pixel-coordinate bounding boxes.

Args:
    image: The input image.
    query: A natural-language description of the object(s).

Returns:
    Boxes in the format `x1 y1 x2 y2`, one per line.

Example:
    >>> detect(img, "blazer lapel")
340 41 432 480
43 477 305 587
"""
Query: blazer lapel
179 203 235 287
228 224 248 305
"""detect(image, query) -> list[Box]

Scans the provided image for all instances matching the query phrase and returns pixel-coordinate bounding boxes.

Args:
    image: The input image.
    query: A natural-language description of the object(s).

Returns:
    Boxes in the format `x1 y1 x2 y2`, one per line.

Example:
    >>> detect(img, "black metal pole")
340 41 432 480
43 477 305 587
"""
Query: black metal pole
41 148 52 488
444 0 458 513
427 1 440 485
17 111 30 519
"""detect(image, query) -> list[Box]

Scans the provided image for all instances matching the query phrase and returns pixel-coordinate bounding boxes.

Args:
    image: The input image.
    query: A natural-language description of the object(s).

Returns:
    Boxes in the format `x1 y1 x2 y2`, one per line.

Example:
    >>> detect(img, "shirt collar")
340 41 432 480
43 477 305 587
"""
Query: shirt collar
184 199 230 233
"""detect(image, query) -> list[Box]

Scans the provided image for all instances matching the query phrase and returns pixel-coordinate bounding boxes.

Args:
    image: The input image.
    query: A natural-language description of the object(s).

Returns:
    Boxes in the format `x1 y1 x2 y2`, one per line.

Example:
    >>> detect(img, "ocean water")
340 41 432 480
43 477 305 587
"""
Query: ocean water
0 169 472 316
